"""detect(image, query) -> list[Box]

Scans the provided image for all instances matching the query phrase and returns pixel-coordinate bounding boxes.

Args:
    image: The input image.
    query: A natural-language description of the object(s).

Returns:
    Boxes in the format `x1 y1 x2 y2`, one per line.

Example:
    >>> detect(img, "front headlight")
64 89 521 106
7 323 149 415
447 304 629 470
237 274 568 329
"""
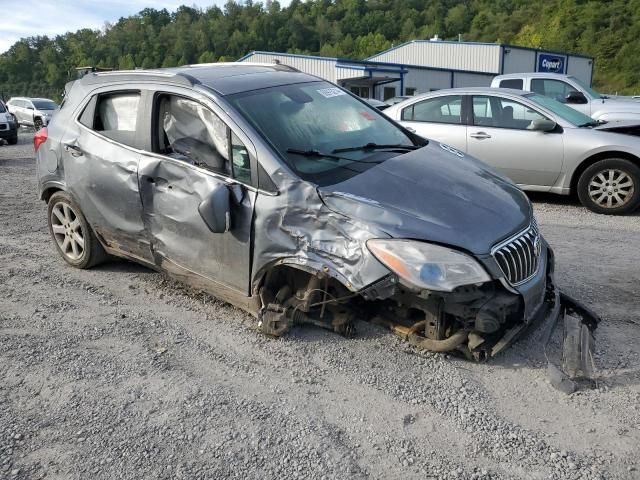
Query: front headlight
367 239 491 292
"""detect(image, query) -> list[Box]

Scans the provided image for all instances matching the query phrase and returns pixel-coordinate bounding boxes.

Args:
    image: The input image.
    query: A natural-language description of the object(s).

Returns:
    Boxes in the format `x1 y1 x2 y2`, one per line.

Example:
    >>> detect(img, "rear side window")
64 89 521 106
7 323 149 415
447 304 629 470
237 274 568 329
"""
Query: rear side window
499 79 524 90
80 92 141 147
401 95 462 124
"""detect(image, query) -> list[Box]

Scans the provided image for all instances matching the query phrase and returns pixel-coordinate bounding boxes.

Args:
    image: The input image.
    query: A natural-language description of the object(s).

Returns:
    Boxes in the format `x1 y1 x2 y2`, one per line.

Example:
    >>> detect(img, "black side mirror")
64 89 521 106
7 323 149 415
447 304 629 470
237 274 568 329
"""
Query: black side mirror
26 106 34 110
565 91 588 104
198 184 231 233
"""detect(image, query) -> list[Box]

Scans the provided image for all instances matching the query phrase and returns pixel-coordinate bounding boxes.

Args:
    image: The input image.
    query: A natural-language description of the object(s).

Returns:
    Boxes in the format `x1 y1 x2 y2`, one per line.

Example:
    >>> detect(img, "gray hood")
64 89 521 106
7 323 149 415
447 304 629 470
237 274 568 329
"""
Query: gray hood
319 143 532 255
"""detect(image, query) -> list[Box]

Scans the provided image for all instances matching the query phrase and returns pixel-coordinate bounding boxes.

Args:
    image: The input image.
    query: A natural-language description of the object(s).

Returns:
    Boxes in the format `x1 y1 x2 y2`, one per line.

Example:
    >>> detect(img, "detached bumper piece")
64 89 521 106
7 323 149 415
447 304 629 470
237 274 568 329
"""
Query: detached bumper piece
545 292 600 394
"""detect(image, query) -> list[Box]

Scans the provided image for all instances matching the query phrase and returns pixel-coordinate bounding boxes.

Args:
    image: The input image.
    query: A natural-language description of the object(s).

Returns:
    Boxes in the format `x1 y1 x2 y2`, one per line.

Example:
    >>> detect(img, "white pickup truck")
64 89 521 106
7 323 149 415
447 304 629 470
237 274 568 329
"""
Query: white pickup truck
491 73 640 122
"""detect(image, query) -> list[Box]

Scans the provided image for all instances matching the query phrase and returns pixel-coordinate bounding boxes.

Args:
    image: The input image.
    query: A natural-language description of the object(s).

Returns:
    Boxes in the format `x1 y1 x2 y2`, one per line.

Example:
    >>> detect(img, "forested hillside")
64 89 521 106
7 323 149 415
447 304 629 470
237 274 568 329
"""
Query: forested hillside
2 0 640 100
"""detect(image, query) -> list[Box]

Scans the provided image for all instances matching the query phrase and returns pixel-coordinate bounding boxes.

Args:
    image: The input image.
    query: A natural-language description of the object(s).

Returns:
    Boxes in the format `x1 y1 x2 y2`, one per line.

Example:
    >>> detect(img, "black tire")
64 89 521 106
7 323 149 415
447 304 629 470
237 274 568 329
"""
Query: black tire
7 134 17 145
47 191 108 268
577 158 640 215
34 118 44 131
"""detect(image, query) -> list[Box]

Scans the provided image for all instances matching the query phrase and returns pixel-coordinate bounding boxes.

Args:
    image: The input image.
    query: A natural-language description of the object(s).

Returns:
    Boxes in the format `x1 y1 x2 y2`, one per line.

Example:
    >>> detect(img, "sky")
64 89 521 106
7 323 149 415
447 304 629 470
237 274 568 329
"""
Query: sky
0 0 227 53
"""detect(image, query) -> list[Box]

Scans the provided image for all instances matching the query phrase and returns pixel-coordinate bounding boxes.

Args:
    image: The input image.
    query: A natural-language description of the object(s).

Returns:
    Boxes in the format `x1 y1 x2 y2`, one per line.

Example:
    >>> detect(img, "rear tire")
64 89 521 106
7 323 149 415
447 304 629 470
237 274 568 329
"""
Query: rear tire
34 118 43 131
47 191 108 269
577 158 640 214
8 134 17 145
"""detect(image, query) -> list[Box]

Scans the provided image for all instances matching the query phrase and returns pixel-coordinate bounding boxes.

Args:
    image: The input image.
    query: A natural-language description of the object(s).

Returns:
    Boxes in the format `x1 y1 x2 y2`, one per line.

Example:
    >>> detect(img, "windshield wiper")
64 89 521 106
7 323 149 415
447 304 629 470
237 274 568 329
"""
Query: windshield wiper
332 143 421 154
578 121 599 128
286 148 383 164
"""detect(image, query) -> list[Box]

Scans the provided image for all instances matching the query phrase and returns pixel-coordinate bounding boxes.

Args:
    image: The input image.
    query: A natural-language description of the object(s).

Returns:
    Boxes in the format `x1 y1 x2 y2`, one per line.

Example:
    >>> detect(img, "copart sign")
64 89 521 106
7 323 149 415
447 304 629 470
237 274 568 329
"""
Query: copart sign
537 53 566 74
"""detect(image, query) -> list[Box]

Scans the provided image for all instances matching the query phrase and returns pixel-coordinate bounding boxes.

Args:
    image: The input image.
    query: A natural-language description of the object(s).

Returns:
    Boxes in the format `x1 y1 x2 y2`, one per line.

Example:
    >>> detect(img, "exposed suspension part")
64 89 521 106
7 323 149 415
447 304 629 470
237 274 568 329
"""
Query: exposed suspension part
258 268 356 337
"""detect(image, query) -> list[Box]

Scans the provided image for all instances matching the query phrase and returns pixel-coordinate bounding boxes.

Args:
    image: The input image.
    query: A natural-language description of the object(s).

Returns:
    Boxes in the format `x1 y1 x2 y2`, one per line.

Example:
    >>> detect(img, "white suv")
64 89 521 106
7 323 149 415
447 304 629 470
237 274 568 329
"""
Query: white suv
6 97 58 130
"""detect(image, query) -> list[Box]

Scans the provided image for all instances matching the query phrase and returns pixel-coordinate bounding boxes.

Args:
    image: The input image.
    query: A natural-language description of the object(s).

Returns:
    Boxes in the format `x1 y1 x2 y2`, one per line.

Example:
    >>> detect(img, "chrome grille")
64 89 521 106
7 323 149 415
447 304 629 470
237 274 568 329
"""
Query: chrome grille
492 222 540 286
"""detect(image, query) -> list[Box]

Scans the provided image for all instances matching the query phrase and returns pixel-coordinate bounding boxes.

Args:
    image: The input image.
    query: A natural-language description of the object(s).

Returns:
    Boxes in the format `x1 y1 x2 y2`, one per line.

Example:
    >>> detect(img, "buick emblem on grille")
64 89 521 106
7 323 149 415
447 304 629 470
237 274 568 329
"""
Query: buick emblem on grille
492 224 541 286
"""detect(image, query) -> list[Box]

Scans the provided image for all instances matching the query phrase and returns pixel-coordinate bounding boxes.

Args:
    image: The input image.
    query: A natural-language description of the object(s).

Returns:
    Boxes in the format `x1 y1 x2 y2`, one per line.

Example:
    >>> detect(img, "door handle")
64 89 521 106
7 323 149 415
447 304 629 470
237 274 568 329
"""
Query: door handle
64 144 84 157
470 132 491 140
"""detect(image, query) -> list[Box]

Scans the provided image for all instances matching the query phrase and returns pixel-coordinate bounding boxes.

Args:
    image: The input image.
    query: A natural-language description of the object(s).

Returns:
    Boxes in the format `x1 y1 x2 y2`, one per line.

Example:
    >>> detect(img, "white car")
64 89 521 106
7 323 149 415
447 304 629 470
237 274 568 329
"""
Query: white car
384 87 640 214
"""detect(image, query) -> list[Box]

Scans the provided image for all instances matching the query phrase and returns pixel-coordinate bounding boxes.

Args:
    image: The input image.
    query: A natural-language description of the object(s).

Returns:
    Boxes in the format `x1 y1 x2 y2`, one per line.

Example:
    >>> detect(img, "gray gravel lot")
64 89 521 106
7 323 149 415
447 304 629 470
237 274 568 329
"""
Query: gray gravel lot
1 129 639 479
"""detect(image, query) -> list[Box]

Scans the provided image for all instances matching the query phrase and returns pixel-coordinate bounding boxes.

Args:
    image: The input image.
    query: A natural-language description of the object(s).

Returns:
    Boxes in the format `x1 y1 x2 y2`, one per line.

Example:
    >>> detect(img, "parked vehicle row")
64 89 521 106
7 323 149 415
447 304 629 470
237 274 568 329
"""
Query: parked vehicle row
384 87 640 214
6 97 58 130
34 64 598 387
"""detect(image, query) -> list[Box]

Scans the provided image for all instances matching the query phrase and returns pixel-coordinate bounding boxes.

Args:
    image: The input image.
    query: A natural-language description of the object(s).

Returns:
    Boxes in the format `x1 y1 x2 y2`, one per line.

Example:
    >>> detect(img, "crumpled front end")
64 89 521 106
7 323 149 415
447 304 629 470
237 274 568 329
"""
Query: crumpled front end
255 200 599 392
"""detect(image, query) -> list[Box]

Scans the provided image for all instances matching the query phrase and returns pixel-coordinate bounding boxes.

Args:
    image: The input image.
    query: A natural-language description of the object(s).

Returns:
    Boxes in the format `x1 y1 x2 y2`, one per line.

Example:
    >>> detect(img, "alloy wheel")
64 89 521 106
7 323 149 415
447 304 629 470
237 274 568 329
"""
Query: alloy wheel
587 169 635 209
50 202 85 261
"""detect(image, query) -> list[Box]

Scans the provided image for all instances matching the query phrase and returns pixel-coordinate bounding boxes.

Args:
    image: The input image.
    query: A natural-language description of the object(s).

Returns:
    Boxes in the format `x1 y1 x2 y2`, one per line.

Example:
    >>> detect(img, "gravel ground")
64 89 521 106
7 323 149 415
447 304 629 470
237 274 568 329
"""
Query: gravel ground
1 129 639 480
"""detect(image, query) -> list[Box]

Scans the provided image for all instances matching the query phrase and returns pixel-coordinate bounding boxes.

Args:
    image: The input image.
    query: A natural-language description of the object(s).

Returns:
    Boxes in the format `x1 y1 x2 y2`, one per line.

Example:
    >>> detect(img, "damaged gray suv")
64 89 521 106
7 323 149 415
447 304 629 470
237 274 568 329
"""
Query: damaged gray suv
36 63 598 386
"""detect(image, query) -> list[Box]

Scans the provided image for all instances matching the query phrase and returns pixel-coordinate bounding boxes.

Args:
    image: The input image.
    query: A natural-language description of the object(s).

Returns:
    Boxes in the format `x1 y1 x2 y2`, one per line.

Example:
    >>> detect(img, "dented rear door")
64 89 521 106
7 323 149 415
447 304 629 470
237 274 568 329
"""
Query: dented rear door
60 88 154 263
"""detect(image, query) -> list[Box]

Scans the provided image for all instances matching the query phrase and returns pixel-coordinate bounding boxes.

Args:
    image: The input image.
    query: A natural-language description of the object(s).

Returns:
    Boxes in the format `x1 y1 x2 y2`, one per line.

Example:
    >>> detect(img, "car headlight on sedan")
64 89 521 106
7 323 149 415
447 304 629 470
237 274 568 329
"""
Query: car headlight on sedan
367 239 491 292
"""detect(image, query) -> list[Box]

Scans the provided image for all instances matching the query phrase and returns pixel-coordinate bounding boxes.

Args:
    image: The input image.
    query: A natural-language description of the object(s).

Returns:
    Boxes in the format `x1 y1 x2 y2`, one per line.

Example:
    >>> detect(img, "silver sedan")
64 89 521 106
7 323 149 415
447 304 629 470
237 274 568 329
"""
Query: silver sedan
384 88 640 214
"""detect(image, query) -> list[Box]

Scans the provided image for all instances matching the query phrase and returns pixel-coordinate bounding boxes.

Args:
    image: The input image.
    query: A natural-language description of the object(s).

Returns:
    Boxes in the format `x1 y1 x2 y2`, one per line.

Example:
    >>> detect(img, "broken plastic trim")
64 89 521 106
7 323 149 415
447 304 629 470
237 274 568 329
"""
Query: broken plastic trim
544 291 600 394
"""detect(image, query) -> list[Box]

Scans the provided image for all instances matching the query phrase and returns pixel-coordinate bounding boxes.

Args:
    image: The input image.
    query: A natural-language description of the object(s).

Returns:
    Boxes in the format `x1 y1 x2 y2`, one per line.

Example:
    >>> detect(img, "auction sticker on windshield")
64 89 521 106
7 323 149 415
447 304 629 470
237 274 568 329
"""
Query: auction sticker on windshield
317 87 346 98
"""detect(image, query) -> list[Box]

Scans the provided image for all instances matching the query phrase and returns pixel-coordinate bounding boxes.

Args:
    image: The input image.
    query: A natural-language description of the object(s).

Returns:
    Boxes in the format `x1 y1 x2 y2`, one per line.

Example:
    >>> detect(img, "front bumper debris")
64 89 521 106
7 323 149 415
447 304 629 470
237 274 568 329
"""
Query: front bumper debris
544 292 600 394
257 263 599 394
385 280 600 394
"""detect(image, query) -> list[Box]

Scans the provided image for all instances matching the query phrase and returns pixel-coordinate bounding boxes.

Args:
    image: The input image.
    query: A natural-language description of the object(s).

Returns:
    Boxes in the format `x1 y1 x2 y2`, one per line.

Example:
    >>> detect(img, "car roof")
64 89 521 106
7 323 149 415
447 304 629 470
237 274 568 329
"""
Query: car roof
8 97 54 102
384 87 532 111
408 87 530 97
80 63 321 96
495 72 575 80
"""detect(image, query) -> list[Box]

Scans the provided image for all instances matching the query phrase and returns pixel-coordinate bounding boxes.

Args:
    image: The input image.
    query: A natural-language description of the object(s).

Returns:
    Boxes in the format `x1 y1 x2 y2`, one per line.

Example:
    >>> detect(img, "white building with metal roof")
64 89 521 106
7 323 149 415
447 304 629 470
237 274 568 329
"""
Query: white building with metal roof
238 40 593 102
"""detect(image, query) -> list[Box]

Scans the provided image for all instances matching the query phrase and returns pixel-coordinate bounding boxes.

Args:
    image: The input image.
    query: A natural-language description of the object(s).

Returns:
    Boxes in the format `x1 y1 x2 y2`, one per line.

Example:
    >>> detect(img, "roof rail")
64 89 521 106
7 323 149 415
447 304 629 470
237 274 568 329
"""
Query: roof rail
181 61 300 72
81 69 195 87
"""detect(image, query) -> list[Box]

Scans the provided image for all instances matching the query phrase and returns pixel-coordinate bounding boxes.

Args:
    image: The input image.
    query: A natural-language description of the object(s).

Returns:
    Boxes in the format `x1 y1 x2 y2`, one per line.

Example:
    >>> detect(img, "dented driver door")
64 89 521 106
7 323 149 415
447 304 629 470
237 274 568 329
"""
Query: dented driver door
137 90 257 295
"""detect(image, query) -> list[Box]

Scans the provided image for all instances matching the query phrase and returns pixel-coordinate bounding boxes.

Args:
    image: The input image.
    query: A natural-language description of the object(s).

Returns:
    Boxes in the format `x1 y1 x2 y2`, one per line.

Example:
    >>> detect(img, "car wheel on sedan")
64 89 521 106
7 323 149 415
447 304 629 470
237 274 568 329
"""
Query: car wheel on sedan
34 118 44 130
47 191 108 268
577 158 640 214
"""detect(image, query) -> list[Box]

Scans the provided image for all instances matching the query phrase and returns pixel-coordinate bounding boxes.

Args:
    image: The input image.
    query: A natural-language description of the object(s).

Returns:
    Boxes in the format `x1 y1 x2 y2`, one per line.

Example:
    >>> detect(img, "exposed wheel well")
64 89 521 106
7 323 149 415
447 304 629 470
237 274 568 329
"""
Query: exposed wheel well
571 151 640 194
42 187 63 203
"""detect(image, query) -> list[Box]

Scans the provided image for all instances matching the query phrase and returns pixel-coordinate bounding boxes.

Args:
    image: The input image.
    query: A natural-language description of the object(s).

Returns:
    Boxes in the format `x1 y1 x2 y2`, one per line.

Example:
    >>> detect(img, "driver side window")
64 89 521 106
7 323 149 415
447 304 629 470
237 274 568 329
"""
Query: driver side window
473 96 547 130
153 94 253 186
